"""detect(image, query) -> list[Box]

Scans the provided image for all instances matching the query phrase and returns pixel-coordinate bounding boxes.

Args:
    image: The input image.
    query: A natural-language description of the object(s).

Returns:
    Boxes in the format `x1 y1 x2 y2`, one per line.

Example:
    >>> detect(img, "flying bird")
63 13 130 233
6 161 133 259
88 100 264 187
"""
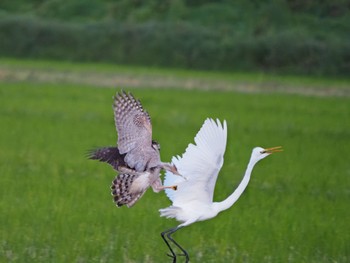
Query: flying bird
159 118 282 262
89 91 179 207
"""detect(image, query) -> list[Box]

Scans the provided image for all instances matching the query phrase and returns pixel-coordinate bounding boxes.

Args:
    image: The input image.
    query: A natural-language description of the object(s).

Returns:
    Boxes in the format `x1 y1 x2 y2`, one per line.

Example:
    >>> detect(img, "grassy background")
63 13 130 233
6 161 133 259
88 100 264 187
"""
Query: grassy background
0 61 349 262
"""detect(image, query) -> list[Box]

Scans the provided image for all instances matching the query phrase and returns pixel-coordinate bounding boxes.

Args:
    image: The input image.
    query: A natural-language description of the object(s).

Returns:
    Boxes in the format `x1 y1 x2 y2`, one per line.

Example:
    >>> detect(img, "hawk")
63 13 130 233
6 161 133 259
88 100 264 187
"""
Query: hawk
89 91 179 207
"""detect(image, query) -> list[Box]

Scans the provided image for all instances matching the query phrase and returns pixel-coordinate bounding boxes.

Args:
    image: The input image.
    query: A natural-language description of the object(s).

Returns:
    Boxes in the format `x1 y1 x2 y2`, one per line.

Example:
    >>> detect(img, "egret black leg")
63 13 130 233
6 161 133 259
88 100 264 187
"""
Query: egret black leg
161 227 177 262
166 227 189 263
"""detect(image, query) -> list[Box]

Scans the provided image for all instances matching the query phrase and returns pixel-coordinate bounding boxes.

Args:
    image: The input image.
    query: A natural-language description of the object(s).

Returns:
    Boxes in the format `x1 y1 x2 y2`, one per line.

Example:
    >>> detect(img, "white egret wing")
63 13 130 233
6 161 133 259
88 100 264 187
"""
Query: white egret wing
164 118 227 205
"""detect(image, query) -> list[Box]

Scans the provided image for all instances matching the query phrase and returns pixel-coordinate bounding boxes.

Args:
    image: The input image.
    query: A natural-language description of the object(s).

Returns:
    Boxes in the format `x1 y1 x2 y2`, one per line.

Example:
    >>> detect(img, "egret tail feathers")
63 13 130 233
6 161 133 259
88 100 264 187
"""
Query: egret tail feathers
159 206 181 219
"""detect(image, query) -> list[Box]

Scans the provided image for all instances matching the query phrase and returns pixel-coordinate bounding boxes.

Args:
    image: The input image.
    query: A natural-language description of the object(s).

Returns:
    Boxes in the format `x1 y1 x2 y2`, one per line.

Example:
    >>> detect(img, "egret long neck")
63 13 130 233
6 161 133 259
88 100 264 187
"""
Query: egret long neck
215 158 257 213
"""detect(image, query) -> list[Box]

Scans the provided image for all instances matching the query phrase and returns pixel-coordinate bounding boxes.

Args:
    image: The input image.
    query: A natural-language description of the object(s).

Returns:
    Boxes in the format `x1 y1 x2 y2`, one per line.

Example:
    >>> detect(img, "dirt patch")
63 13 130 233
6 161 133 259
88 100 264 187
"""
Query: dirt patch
0 67 349 97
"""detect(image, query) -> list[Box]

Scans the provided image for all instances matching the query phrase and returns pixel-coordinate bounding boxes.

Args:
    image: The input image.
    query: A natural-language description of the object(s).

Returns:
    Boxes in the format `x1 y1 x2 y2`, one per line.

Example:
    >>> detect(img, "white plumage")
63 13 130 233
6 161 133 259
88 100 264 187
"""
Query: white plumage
159 117 282 262
162 118 227 211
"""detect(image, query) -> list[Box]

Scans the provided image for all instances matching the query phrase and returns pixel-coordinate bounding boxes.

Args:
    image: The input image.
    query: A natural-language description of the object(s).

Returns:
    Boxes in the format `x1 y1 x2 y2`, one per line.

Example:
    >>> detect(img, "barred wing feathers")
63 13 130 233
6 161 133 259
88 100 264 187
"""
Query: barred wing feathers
113 91 156 171
114 91 152 154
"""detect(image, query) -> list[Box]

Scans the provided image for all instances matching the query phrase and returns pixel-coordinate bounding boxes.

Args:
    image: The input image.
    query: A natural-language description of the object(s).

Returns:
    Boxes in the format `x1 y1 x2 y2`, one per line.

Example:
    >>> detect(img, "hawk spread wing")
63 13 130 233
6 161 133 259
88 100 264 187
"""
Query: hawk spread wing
114 91 158 171
114 91 152 153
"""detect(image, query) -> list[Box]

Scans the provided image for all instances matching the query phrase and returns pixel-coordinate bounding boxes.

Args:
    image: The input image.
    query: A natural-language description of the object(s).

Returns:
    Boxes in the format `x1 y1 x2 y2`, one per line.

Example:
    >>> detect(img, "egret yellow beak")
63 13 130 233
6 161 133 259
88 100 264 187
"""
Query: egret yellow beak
261 146 283 154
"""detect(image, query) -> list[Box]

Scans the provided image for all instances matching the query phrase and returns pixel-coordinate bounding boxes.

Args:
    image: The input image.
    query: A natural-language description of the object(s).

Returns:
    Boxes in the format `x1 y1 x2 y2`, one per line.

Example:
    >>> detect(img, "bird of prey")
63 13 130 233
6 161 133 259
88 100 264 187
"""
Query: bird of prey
89 91 179 207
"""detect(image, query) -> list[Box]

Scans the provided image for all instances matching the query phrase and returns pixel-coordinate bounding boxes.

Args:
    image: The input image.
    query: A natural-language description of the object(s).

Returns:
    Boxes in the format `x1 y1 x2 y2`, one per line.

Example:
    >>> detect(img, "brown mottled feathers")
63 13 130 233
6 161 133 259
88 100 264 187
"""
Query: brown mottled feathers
113 91 161 171
111 173 146 207
114 91 152 155
88 91 172 208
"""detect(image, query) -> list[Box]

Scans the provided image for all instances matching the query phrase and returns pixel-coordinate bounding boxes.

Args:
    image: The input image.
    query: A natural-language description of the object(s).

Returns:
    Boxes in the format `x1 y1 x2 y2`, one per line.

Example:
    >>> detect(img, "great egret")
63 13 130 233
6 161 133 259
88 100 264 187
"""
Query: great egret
89 91 179 207
159 118 282 262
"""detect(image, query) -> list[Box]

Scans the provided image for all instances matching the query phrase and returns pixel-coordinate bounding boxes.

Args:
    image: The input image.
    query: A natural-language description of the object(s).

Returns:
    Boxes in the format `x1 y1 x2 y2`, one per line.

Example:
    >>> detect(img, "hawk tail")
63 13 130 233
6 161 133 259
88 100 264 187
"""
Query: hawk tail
111 174 146 208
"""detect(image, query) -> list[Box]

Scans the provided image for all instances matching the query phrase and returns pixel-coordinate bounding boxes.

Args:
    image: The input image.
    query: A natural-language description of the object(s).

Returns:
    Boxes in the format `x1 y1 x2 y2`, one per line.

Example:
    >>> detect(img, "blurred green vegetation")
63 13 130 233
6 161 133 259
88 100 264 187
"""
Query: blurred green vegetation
0 0 349 75
0 78 349 262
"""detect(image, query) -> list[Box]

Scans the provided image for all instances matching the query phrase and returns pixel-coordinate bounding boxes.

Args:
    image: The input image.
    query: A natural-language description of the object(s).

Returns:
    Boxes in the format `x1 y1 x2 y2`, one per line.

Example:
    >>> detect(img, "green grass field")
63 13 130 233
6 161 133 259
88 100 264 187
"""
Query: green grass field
0 60 349 262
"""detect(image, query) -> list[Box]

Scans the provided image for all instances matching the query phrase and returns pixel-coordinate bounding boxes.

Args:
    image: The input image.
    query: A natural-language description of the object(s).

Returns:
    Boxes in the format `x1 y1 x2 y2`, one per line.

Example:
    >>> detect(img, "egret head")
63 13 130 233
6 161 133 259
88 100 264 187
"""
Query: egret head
252 146 283 162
